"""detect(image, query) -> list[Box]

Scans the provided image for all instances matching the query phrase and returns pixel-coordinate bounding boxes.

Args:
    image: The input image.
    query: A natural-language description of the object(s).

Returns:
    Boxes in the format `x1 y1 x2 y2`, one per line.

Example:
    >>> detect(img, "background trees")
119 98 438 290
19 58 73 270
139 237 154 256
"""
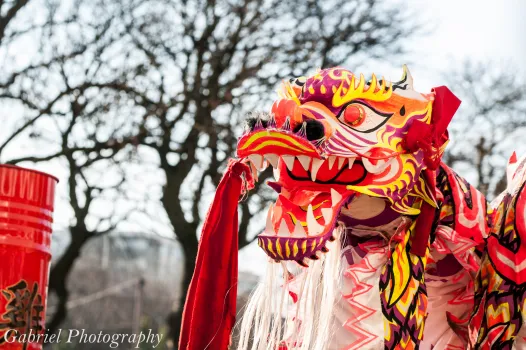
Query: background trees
116 0 421 342
2 0 421 346
443 60 526 198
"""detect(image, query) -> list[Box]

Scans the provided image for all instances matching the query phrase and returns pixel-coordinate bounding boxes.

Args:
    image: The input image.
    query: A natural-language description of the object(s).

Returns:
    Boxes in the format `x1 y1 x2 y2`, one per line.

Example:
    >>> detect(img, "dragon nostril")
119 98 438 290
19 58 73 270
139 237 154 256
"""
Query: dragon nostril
293 119 325 141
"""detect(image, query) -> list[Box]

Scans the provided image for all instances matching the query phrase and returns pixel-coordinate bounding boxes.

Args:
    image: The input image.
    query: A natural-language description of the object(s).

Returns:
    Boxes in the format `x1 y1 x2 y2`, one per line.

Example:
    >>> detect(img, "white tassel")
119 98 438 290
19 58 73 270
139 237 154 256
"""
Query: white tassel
237 226 345 350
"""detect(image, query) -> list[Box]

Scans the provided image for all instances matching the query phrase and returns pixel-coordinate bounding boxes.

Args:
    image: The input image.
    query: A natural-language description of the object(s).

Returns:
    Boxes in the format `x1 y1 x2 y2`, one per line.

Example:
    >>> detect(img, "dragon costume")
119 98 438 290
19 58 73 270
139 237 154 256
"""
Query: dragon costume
179 66 526 350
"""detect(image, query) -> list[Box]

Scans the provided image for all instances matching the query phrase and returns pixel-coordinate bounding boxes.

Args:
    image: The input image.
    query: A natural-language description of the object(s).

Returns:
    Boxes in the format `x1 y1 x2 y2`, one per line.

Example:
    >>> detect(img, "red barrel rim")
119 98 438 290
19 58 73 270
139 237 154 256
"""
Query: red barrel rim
0 164 59 183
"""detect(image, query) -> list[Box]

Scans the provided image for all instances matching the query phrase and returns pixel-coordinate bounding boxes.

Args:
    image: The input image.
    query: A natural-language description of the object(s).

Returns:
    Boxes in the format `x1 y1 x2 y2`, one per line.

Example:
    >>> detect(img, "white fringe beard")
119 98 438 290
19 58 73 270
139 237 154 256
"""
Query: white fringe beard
236 223 345 350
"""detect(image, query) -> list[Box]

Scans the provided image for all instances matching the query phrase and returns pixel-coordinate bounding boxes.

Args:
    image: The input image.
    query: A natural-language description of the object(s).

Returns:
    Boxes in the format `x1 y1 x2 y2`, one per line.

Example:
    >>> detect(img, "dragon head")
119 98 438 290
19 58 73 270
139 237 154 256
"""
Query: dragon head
237 66 444 266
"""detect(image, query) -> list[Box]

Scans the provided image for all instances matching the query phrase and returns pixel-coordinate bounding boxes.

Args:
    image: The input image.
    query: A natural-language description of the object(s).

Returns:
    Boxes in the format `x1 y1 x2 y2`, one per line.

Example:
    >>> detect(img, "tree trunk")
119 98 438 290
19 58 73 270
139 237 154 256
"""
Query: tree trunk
45 228 91 337
167 238 198 349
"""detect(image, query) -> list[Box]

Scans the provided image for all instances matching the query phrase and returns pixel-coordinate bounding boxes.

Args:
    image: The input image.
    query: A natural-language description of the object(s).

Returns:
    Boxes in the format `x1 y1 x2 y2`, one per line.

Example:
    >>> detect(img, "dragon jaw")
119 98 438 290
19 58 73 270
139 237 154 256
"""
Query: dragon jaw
238 127 401 267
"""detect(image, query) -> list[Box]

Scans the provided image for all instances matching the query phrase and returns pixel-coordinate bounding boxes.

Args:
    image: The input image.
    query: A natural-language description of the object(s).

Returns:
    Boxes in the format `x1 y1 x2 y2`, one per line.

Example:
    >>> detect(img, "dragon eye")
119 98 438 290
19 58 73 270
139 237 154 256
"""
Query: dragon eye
342 105 365 126
338 102 393 133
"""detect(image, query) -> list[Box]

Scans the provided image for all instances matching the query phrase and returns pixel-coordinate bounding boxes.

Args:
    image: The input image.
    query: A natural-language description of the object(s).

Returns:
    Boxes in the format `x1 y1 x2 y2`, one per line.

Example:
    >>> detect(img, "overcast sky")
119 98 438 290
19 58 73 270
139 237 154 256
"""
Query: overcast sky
240 0 526 275
409 0 524 89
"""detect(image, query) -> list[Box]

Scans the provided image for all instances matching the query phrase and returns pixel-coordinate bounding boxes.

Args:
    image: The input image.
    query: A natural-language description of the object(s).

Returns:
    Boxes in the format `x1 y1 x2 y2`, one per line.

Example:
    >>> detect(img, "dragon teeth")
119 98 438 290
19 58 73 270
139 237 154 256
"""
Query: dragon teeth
265 154 279 168
348 156 356 169
321 207 332 224
282 155 295 171
248 154 264 169
330 188 342 207
306 204 323 235
277 219 290 237
273 167 280 181
297 155 311 171
292 220 307 237
327 156 337 170
337 157 346 169
310 158 324 181
249 161 259 182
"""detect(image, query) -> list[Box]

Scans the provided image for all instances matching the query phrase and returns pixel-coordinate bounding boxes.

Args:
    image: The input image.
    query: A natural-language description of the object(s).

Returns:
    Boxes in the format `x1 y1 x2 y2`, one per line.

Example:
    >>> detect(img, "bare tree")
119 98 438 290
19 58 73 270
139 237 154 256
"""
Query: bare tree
1 0 149 334
120 0 421 345
444 60 526 198
0 0 30 44
1 0 423 346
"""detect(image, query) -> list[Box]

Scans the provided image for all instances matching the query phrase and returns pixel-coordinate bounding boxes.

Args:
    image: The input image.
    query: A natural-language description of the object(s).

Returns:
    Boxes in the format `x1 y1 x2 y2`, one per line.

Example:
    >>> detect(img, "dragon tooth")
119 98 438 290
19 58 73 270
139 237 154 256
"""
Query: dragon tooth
292 220 307 237
328 156 337 170
277 219 290 237
273 167 280 181
337 157 346 170
348 156 356 169
248 154 263 169
306 204 323 235
330 188 342 206
282 155 295 171
249 161 259 182
310 158 324 181
265 154 279 168
321 207 332 224
297 155 311 171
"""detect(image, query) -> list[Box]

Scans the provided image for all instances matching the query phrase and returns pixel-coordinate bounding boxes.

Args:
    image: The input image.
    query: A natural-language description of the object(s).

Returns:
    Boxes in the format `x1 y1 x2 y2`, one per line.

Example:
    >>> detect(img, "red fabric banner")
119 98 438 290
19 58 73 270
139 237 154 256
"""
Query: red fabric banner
408 86 461 256
179 159 253 350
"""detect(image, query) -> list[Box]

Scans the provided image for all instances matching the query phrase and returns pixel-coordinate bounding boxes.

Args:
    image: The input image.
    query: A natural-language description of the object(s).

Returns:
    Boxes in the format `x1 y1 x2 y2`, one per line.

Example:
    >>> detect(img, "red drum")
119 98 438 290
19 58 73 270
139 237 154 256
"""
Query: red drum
0 165 57 349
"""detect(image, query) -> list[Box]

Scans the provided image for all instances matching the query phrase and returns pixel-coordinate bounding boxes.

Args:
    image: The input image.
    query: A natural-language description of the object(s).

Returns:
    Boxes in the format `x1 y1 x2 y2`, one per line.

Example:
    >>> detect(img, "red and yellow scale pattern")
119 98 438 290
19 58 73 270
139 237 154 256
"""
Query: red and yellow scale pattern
380 217 429 349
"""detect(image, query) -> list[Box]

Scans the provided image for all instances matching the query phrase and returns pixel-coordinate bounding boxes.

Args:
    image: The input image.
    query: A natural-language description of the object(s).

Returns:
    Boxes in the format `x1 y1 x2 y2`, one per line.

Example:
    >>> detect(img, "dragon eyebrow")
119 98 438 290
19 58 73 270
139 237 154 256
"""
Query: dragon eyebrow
332 73 393 107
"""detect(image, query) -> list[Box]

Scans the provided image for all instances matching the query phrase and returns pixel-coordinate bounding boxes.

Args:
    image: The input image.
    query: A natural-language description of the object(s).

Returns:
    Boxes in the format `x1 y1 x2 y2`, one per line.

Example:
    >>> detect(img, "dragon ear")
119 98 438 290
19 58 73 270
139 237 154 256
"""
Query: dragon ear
393 64 414 90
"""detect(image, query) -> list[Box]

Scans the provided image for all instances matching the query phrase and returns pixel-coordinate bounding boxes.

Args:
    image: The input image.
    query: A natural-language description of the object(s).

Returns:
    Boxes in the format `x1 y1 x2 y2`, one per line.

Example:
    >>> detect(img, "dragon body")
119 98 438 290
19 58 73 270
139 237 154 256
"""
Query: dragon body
234 67 526 349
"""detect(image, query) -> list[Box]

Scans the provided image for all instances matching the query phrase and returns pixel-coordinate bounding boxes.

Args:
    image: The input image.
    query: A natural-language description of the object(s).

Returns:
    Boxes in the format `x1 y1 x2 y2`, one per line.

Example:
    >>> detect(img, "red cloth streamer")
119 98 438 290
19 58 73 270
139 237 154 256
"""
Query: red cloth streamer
405 86 461 170
407 86 461 256
179 159 253 350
